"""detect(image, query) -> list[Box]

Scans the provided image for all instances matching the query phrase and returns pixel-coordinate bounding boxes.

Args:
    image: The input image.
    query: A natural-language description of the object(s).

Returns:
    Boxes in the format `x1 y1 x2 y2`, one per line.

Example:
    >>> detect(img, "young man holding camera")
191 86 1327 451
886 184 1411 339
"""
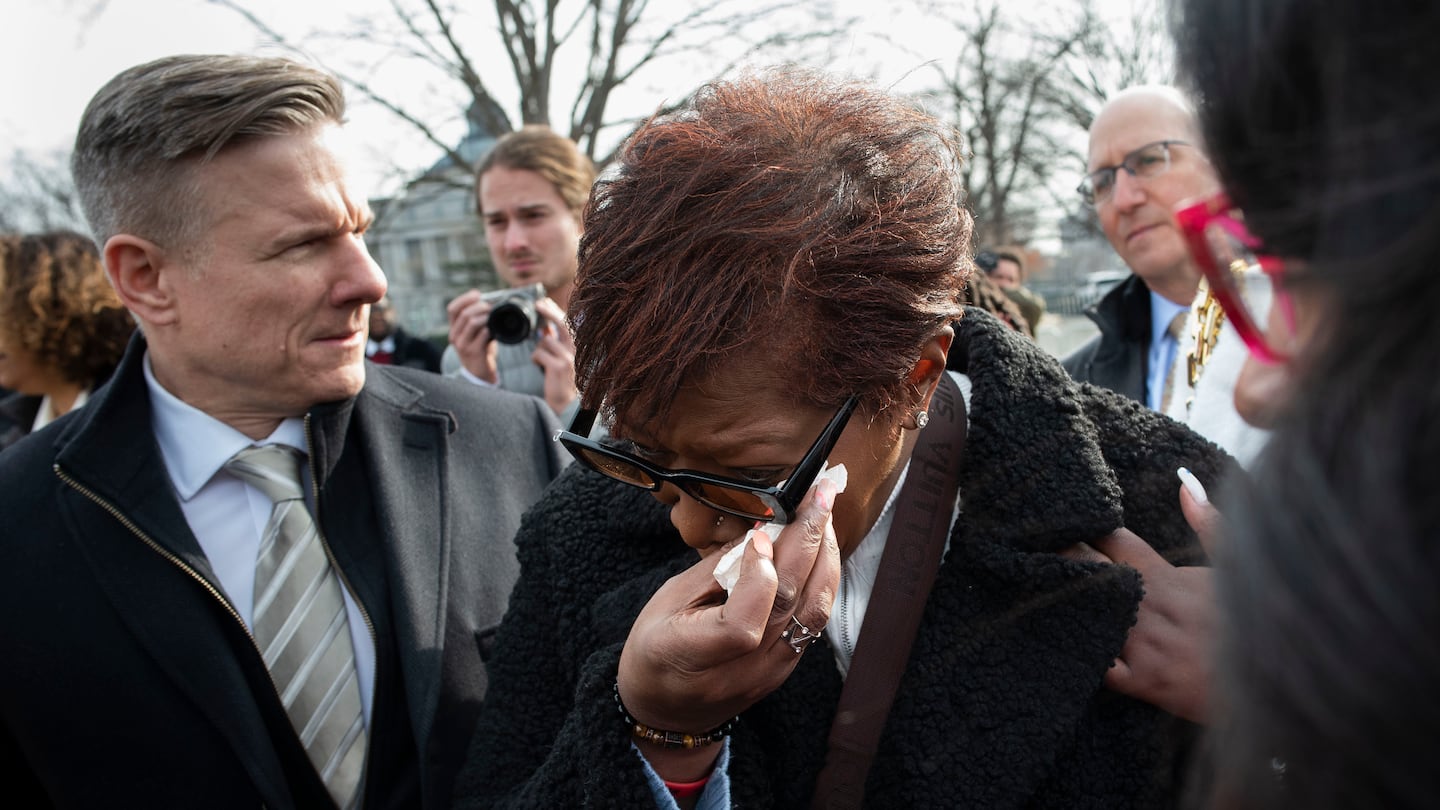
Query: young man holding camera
445 126 596 422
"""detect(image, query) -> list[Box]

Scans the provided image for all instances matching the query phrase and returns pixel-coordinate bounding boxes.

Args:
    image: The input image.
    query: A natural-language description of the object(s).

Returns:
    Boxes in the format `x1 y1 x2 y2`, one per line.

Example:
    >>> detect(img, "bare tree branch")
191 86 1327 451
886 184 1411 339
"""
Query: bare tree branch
922 0 1089 244
0 149 89 235
209 0 852 169
914 0 1158 247
421 0 501 130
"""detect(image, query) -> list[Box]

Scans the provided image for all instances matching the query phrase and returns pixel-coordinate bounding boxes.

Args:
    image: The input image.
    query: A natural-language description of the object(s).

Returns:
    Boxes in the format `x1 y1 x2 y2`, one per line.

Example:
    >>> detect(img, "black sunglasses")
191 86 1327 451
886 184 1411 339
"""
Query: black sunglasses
554 395 859 524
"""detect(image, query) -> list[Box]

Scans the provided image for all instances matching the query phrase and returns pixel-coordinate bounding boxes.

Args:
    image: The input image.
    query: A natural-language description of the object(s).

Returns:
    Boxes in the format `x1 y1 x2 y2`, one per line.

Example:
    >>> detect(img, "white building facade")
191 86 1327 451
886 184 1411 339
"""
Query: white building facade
365 102 509 337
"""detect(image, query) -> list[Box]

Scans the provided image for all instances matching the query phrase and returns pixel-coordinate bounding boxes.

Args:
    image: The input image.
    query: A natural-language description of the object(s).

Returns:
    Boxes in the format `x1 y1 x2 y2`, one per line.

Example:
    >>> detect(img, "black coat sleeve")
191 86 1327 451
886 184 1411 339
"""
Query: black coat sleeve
453 467 688 809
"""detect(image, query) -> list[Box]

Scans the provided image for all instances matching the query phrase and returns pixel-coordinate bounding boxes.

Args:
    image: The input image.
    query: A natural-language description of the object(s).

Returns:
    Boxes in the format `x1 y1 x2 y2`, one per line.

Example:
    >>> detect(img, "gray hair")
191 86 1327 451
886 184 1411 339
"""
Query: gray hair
71 54 346 250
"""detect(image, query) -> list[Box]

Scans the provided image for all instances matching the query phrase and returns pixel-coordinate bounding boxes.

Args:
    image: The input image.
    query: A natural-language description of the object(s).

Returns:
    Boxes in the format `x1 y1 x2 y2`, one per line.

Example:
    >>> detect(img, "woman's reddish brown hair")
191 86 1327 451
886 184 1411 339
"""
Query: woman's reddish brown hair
571 68 972 427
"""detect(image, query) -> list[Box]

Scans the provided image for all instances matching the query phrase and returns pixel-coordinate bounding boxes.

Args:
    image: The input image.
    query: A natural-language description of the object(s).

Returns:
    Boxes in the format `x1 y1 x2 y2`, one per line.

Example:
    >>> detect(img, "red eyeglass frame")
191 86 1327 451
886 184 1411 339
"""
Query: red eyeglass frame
1175 191 1291 364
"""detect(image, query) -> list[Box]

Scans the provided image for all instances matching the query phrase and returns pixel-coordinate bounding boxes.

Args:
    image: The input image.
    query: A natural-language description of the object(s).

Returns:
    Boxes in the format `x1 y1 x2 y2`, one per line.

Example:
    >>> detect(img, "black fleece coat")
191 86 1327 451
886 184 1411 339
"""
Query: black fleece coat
455 309 1231 809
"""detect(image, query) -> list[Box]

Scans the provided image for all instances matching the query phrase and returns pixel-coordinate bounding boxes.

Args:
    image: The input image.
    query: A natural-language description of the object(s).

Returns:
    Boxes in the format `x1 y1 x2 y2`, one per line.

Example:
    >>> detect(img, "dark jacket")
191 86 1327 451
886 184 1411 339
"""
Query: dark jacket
0 392 41 451
384 327 445 373
455 309 1231 809
0 335 566 809
1063 273 1153 403
0 362 121 452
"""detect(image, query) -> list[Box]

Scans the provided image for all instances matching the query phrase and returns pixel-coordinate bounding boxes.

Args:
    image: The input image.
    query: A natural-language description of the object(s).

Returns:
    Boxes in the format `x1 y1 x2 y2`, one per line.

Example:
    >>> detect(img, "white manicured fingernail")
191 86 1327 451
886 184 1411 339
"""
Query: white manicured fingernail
749 527 773 558
1177 467 1209 504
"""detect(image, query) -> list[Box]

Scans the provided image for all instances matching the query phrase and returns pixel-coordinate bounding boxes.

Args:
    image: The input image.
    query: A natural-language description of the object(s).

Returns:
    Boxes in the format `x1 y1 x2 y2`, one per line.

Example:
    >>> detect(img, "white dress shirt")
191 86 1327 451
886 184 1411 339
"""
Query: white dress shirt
143 354 377 725
365 334 397 358
1162 270 1273 467
31 388 89 432
829 370 970 677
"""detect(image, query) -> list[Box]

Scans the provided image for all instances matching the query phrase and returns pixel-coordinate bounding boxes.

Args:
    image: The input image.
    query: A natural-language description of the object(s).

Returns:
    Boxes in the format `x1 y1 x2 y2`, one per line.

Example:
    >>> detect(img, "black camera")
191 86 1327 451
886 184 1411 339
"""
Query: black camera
483 283 544 345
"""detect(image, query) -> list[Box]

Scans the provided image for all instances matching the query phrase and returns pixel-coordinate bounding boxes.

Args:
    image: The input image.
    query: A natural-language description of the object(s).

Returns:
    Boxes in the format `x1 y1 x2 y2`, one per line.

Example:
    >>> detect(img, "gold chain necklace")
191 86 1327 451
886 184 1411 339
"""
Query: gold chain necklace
1185 277 1226 389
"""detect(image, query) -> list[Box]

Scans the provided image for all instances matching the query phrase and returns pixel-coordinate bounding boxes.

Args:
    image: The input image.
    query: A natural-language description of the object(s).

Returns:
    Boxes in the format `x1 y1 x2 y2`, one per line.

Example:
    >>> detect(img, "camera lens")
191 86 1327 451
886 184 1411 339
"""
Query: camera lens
487 296 539 344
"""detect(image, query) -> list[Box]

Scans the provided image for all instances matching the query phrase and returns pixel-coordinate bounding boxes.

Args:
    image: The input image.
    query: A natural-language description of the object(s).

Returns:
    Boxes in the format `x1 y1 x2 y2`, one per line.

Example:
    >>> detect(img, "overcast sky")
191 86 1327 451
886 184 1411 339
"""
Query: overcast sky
4 0 1156 197
6 2 253 152
5 1 394 178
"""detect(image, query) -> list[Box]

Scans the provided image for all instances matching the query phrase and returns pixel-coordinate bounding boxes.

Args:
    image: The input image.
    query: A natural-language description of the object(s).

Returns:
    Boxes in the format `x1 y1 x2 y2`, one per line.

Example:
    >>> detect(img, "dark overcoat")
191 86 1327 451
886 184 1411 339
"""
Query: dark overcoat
456 309 1230 809
0 335 566 808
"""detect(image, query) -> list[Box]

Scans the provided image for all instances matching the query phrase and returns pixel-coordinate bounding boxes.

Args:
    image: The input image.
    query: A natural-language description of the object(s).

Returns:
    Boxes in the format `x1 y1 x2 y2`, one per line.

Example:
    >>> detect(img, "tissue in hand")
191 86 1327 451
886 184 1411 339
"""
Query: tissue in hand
711 462 848 593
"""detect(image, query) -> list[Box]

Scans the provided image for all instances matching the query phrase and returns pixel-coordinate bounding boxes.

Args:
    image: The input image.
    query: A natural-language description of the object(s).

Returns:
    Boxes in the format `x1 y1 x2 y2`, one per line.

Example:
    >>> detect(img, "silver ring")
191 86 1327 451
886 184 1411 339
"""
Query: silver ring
780 615 823 654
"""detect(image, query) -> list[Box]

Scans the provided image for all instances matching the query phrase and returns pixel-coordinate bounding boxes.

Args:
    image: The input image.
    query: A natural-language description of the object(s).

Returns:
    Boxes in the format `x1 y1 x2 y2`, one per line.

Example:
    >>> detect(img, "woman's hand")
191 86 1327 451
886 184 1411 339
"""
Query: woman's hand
616 477 842 777
1064 469 1223 724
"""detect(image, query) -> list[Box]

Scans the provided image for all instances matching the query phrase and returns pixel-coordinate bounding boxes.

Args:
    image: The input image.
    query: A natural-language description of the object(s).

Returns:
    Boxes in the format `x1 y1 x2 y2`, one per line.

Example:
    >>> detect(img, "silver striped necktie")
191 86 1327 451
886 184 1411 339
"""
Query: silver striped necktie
226 445 367 808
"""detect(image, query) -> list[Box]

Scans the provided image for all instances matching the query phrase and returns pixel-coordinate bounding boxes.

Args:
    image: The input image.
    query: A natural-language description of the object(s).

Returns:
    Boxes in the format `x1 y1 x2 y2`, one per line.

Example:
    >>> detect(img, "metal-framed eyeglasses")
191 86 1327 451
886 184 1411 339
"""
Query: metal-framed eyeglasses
554 394 860 524
1077 140 1191 206
1175 191 1292 364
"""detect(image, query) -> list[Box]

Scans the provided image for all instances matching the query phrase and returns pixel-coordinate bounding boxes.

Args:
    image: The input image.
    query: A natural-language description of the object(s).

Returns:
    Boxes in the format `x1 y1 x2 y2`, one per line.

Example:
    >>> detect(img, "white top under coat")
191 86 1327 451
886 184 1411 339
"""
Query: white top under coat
829 370 970 677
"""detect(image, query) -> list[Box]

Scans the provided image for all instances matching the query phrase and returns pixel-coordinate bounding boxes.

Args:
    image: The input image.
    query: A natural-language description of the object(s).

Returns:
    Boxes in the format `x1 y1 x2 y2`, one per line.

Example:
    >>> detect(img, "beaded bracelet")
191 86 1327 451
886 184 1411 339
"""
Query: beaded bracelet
613 681 737 750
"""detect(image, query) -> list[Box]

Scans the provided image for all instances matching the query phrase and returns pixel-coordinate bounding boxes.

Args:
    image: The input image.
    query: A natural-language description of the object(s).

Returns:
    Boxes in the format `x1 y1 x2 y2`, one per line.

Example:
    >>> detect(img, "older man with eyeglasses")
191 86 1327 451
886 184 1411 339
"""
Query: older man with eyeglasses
1065 85 1272 469
1054 86 1280 729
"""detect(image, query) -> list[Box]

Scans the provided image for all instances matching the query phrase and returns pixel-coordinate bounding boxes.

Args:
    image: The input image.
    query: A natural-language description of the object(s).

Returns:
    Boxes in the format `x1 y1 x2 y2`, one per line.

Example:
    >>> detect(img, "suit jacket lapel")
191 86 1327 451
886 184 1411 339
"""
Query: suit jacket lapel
350 371 452 761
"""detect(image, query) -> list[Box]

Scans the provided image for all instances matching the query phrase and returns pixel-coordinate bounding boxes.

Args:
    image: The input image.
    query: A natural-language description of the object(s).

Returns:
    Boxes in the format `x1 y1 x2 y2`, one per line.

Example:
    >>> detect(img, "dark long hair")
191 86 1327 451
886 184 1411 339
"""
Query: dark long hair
1173 0 1440 806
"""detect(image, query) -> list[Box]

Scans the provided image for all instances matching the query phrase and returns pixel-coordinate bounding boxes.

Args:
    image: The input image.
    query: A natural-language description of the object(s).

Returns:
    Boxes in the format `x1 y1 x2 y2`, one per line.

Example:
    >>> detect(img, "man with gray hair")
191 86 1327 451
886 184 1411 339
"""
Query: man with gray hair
1066 87 1211 409
0 54 563 808
1061 86 1273 728
1067 86 1270 467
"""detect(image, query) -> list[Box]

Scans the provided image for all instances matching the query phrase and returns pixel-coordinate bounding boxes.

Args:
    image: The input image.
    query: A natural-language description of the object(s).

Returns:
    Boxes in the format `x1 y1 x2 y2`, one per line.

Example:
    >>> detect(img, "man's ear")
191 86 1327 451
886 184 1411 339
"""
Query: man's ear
906 326 955 414
104 235 178 327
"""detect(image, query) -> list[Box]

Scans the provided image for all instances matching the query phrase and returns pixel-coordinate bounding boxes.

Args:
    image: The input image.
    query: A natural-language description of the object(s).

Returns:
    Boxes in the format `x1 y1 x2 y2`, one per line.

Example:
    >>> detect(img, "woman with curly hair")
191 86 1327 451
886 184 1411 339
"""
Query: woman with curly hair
0 230 134 450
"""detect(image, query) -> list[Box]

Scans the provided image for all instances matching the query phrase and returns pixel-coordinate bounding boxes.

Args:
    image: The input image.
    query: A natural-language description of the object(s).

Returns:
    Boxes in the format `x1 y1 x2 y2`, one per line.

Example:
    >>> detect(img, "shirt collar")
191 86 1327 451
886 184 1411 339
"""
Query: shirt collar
30 388 90 433
144 352 308 502
1149 290 1190 347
